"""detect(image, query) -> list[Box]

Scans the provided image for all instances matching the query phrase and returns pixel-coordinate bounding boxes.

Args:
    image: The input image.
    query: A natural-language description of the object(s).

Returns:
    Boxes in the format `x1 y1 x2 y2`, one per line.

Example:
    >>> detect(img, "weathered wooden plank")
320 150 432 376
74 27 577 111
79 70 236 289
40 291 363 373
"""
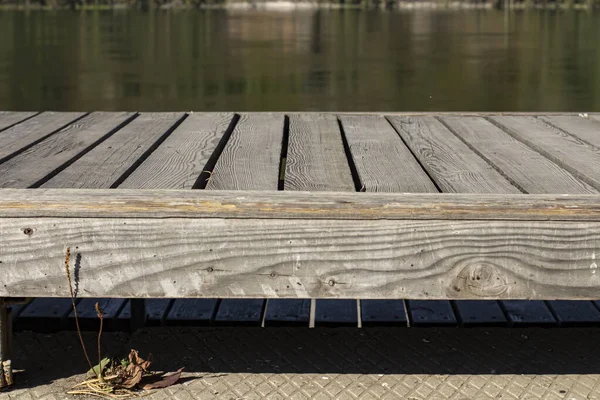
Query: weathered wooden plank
340 115 437 193
387 116 520 194
120 113 236 190
489 116 600 190
407 300 457 326
453 300 507 326
538 115 600 149
67 298 127 330
501 300 556 326
314 300 358 326
3 218 600 300
283 114 358 325
360 299 408 326
214 299 265 325
546 300 600 326
442 117 596 194
284 114 354 191
206 114 285 190
263 299 311 326
3 190 600 221
342 116 438 324
205 114 284 328
0 111 37 132
16 298 74 331
166 299 219 325
43 113 184 189
0 112 86 163
0 112 136 188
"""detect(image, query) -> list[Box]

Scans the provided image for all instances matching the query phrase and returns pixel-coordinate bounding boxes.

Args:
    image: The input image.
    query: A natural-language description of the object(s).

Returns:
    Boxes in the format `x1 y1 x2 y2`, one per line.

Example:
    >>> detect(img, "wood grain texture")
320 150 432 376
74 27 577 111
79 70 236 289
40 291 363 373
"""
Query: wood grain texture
119 113 235 190
0 111 85 163
284 114 354 192
388 116 520 194
0 112 136 188
442 116 596 194
538 115 600 149
283 114 357 326
0 112 37 132
43 113 184 189
206 114 285 190
340 115 437 193
489 116 600 190
2 217 600 299
3 189 600 221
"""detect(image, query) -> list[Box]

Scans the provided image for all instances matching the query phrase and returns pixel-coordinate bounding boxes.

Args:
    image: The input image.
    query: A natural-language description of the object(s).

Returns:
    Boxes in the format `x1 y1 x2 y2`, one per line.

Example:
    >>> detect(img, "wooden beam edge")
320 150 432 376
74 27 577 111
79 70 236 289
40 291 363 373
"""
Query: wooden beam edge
1 189 600 221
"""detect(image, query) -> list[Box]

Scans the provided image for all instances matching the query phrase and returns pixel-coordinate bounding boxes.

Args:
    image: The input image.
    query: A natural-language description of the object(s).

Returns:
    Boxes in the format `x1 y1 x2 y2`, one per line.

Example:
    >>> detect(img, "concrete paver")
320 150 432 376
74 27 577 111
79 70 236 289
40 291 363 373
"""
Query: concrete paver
0 327 599 399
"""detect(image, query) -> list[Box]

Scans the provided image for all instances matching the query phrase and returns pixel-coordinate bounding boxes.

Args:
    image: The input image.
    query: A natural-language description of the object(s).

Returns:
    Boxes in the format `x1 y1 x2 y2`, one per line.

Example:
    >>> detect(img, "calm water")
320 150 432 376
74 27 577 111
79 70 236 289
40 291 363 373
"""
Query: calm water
1 9 600 111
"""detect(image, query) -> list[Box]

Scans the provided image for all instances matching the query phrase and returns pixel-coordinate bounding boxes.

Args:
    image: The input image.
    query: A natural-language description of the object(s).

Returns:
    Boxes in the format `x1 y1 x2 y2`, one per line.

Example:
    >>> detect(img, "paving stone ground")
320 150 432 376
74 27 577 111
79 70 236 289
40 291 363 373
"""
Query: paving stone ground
1 327 600 399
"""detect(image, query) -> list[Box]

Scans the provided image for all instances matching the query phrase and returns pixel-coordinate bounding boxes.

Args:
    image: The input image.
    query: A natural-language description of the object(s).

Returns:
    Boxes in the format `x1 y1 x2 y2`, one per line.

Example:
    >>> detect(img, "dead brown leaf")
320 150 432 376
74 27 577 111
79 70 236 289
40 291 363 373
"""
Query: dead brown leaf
141 368 184 390
116 350 153 389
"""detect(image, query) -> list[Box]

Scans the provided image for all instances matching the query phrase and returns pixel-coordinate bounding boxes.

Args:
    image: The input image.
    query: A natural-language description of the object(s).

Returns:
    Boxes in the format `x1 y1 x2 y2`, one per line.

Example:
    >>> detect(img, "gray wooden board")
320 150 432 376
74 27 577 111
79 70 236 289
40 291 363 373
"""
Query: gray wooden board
314 299 358 326
360 300 408 326
0 111 37 132
387 116 520 194
43 113 184 189
67 298 127 330
206 113 285 190
441 116 596 194
340 115 438 193
538 115 600 149
453 300 507 326
166 299 219 324
0 111 85 163
118 299 172 326
205 114 285 327
4 219 600 301
283 114 358 326
120 113 235 189
489 116 600 190
284 113 354 191
4 189 600 221
406 300 457 326
16 298 74 331
500 300 556 326
0 112 136 188
546 300 600 326
214 299 265 325
343 116 441 324
263 299 311 326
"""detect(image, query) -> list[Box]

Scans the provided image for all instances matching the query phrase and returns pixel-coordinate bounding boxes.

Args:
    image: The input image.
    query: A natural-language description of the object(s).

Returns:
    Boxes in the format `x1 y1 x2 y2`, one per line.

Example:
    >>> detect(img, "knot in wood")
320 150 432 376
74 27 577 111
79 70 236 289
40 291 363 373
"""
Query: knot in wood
453 264 508 297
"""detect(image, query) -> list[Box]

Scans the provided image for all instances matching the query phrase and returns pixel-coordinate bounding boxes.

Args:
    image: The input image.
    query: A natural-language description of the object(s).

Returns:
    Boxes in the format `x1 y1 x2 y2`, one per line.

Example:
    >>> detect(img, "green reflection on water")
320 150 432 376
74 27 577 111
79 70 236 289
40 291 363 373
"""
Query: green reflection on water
0 9 599 111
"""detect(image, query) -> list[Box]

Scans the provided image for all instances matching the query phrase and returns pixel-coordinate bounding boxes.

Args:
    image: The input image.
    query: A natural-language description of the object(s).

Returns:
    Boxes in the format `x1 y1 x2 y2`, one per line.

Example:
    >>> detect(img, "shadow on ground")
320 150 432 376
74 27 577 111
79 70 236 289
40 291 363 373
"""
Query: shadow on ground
6 327 600 392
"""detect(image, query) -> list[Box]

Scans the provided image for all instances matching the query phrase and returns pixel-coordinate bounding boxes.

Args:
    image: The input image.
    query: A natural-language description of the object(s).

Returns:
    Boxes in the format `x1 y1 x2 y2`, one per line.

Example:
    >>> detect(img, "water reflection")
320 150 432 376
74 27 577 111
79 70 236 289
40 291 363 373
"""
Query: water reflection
0 9 599 111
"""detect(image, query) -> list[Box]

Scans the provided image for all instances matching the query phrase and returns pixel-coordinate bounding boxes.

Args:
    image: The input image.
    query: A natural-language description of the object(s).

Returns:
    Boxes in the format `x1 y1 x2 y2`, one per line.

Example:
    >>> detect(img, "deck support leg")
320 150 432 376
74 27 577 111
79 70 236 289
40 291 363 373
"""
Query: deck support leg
130 299 146 331
0 299 13 390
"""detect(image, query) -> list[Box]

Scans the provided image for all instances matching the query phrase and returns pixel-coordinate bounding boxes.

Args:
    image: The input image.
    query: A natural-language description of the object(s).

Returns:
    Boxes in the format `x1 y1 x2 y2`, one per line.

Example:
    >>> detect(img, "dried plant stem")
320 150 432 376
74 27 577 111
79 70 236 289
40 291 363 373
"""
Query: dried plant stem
65 247 95 375
95 302 105 383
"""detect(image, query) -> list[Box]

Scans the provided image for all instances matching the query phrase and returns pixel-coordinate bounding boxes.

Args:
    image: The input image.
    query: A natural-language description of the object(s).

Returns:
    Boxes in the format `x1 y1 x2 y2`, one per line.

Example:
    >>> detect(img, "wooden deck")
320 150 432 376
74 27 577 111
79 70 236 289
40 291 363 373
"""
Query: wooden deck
2 111 600 328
